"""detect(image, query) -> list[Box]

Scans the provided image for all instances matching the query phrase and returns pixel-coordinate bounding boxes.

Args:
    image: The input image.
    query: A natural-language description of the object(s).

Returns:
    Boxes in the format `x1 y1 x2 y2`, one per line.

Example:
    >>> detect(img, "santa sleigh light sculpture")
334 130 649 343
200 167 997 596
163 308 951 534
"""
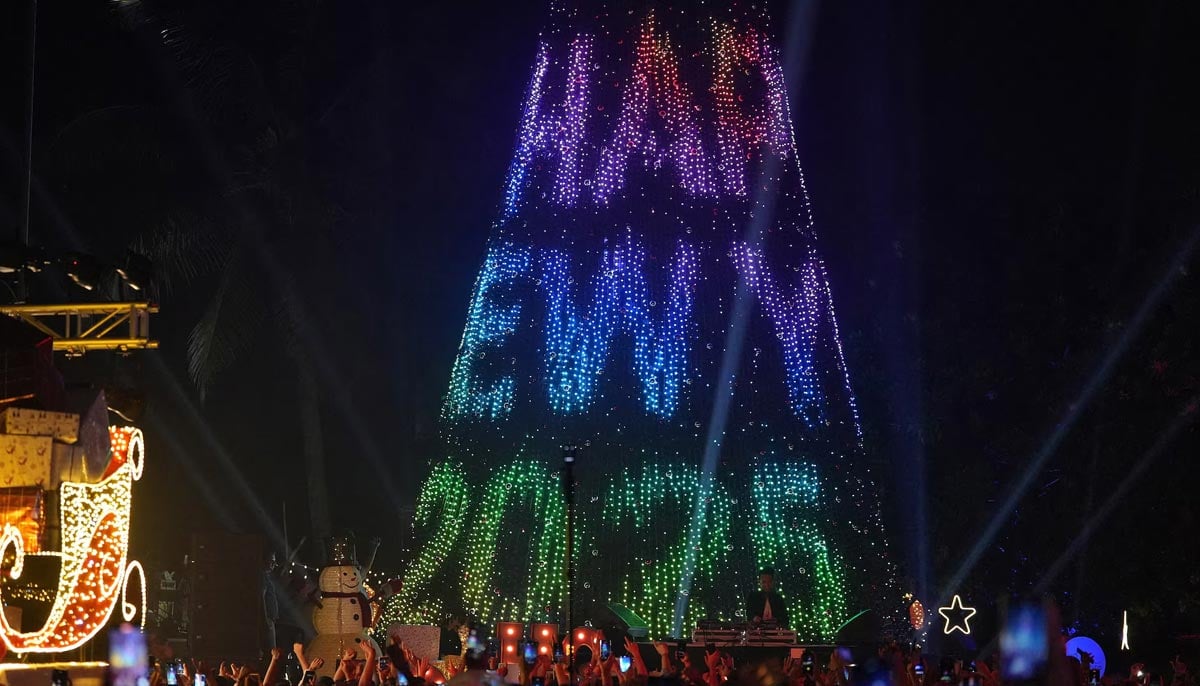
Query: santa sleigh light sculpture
0 426 146 654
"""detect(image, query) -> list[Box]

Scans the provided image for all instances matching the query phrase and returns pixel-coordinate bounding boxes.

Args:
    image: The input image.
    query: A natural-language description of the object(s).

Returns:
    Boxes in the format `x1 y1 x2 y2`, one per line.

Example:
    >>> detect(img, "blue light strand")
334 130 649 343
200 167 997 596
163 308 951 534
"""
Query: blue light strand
502 43 550 218
813 251 864 441
730 242 826 426
539 247 618 414
443 243 532 420
624 240 699 417
553 35 592 206
541 237 698 416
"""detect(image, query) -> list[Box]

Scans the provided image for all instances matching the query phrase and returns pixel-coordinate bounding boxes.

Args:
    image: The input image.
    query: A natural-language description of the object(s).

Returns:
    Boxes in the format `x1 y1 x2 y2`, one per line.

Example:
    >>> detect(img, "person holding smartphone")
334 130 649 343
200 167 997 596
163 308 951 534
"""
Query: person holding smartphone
444 631 504 686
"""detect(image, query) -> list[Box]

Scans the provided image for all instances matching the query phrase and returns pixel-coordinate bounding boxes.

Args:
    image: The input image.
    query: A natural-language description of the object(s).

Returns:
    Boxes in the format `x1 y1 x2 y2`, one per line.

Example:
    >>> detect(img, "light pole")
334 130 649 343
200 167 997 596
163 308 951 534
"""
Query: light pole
561 445 577 682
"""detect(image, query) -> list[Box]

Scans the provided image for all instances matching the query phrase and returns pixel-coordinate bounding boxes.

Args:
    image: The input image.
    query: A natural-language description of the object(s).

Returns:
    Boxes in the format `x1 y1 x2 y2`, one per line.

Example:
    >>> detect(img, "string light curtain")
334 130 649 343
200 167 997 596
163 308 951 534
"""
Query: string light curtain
382 0 897 641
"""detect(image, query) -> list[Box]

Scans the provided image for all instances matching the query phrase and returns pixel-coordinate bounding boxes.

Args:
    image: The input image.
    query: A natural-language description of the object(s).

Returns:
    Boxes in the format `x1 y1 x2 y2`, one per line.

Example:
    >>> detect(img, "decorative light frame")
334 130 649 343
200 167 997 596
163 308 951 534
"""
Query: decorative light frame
937 595 976 636
0 426 146 653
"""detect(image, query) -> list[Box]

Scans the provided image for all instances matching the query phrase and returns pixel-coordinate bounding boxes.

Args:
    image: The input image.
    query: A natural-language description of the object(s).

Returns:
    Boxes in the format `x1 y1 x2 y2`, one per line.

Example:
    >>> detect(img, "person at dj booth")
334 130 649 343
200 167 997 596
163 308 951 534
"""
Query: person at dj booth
745 568 790 629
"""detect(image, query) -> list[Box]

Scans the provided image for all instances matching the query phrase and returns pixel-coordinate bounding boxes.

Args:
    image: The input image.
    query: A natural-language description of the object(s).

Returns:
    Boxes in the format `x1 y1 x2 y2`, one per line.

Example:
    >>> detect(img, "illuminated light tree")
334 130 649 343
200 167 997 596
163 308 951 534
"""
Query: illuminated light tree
380 0 897 640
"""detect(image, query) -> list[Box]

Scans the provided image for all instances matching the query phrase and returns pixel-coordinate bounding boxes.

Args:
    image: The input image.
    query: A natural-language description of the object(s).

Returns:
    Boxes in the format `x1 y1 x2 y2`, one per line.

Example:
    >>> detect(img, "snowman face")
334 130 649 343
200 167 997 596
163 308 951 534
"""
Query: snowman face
319 565 365 593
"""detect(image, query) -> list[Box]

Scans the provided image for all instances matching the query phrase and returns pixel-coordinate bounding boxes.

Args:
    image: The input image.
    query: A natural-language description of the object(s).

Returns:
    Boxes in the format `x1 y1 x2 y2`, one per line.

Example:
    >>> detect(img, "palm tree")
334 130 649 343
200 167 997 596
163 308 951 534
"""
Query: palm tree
102 0 362 542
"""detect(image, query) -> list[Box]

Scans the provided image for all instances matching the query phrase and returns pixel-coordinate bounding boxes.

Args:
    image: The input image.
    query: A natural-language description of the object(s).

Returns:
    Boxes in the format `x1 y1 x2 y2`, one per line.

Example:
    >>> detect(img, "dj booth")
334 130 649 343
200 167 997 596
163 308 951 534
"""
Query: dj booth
629 622 836 666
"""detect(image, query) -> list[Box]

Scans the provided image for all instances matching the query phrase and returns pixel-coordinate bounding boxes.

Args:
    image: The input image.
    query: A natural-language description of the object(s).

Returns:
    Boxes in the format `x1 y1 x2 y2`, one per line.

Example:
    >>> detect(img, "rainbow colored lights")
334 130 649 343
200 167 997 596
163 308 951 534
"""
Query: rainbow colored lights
391 0 896 643
503 15 795 215
382 459 848 641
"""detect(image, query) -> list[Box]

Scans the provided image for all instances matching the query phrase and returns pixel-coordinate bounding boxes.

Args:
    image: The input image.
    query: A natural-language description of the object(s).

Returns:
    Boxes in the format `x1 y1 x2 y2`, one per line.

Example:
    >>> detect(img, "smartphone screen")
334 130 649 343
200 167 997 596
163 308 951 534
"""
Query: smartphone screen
619 656 632 673
109 626 149 686
195 676 207 686
532 678 545 686
397 675 408 686
915 665 925 676
167 666 178 686
1001 603 1049 683
379 658 389 671
554 646 565 663
600 640 611 661
524 642 538 665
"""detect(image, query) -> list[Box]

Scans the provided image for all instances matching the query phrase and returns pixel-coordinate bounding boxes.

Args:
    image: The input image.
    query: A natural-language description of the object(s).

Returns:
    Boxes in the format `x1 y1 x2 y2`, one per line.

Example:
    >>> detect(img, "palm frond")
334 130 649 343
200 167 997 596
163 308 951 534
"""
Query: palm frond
130 214 231 300
187 249 264 401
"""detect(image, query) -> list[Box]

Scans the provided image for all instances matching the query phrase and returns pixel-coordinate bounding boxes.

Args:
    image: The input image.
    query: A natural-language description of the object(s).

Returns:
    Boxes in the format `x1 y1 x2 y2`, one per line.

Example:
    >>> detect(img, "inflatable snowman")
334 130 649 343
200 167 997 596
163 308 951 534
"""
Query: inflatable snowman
306 538 381 676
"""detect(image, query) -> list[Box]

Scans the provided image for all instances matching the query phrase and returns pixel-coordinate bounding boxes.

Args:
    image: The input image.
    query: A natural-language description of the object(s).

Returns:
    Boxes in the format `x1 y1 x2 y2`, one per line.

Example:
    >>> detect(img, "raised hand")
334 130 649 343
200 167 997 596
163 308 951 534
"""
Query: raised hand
719 655 734 678
271 648 283 662
413 657 430 677
309 658 325 672
705 650 721 672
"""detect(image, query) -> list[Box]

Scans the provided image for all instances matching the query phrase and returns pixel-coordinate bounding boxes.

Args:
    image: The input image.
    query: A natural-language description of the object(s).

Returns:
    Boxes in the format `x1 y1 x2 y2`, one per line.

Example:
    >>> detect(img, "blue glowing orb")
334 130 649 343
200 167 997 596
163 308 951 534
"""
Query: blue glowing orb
1065 636 1106 676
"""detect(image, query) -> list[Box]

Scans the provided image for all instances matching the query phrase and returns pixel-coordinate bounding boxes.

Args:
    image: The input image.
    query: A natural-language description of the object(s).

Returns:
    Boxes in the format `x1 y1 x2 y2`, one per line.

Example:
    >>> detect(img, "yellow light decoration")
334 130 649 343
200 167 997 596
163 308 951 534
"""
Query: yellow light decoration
122 559 147 628
0 523 27 580
0 426 144 653
937 595 976 636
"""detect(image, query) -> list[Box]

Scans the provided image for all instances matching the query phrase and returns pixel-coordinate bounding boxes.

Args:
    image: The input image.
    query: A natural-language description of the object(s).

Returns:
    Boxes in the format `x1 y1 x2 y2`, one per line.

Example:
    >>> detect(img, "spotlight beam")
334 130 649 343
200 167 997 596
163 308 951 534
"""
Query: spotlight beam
1031 393 1198 594
148 354 288 551
966 396 1196 663
939 225 1200 607
671 0 820 637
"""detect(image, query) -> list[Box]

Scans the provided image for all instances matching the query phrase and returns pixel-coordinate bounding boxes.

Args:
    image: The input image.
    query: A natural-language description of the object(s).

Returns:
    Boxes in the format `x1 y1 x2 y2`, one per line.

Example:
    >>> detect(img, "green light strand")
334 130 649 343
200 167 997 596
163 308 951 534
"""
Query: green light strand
462 459 566 624
381 460 469 626
601 462 732 638
750 460 847 640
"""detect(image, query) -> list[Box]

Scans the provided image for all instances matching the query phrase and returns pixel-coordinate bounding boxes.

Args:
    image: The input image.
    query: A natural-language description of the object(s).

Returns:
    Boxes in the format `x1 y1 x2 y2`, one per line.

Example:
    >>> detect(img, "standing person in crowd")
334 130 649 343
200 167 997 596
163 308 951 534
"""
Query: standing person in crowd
262 552 282 657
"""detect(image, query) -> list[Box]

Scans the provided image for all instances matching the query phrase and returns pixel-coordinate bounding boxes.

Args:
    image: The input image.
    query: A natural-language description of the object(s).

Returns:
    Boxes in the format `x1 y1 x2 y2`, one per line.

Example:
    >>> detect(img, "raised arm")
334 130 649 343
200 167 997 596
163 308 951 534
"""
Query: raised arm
264 648 284 686
359 641 379 686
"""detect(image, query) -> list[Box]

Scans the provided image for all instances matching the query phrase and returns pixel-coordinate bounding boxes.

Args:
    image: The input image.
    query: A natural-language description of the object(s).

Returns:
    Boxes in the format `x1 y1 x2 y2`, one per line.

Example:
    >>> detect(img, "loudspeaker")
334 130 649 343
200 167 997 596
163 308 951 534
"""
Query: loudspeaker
188 532 264 663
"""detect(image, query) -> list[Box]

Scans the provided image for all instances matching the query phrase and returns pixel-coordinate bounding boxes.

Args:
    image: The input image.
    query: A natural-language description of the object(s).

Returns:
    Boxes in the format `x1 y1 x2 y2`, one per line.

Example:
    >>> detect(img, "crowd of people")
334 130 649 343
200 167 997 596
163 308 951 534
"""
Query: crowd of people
144 631 1194 686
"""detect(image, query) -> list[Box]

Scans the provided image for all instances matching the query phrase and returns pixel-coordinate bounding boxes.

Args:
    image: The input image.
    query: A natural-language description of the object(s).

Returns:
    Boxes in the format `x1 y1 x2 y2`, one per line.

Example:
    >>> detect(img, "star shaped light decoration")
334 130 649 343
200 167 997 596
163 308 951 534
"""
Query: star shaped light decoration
938 595 977 635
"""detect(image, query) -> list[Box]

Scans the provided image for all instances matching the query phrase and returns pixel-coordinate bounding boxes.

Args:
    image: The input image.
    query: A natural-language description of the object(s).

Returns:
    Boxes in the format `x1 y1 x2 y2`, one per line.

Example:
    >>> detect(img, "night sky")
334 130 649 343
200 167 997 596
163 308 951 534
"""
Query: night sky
2 0 1198 652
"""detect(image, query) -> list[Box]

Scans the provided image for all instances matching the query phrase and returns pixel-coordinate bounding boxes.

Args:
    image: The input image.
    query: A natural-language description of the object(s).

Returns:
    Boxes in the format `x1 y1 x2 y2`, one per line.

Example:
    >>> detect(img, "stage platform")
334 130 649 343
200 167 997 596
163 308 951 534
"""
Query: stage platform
632 642 840 666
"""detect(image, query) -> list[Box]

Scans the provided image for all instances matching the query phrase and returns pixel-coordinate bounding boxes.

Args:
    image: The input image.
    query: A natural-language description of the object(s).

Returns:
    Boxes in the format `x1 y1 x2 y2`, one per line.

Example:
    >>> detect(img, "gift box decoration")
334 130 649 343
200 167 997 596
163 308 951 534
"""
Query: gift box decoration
0 434 54 489
0 408 80 444
0 486 45 552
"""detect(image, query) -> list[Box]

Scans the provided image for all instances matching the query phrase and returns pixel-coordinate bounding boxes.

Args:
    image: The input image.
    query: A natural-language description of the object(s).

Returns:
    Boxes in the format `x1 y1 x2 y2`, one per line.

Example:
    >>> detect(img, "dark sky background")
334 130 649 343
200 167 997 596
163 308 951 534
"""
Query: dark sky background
2 0 1199 655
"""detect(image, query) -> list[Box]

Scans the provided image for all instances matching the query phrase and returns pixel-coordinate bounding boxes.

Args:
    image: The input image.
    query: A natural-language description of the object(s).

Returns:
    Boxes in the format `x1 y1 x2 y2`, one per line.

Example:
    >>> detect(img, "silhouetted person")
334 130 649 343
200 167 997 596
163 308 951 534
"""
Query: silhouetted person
745 568 789 629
